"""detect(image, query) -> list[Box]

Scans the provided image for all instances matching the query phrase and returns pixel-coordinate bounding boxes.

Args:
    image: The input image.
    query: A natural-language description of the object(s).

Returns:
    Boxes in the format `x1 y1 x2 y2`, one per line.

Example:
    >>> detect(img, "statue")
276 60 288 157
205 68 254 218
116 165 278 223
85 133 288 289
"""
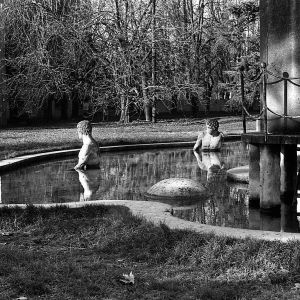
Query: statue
193 119 223 151
193 150 226 183
74 120 100 170
76 168 101 201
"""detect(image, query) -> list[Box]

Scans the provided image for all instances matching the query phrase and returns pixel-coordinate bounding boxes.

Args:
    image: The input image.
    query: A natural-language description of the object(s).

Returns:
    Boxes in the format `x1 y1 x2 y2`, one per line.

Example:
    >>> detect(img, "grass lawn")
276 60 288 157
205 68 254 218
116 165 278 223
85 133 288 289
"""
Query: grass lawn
3 116 292 300
0 206 300 300
0 117 256 160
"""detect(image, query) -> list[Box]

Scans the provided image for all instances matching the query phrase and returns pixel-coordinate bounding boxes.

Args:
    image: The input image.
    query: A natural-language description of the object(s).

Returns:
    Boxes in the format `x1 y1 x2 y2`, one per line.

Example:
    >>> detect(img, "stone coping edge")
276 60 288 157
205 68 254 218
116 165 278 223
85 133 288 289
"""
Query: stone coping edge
0 135 241 172
4 134 294 242
1 200 300 242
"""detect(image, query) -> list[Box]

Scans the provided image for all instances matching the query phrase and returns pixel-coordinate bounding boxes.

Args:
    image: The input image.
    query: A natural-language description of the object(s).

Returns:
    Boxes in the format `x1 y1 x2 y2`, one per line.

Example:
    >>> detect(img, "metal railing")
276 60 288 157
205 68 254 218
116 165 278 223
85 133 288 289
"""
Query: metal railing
239 62 300 141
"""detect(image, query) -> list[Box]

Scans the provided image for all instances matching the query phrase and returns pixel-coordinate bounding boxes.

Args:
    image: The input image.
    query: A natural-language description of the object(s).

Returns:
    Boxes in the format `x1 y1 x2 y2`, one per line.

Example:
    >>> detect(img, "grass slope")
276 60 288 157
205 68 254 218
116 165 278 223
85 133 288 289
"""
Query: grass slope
0 117 256 160
0 206 299 300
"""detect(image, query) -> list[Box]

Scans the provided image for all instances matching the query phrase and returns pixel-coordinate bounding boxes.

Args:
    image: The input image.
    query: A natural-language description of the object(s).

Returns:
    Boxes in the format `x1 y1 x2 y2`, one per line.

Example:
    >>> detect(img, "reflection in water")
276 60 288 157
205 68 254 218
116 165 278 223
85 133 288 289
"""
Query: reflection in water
76 169 101 201
173 151 249 230
281 201 299 233
0 141 299 233
172 150 300 233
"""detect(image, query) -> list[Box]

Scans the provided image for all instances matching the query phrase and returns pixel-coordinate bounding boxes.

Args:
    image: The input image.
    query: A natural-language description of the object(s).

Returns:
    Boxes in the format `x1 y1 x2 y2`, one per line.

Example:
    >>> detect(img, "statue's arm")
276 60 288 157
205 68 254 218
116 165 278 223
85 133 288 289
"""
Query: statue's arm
193 132 203 151
193 150 206 170
74 144 91 169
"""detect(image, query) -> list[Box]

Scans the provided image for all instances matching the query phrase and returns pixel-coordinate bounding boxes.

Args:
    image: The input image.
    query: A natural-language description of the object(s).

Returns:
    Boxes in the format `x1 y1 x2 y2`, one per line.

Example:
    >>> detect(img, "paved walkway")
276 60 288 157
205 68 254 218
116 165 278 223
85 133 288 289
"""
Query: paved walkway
3 200 300 242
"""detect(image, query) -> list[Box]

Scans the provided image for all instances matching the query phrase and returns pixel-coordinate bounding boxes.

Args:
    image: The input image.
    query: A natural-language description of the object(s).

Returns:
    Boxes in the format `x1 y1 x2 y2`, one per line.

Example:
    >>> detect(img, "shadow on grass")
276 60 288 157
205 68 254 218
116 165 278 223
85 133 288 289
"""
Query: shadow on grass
0 205 299 299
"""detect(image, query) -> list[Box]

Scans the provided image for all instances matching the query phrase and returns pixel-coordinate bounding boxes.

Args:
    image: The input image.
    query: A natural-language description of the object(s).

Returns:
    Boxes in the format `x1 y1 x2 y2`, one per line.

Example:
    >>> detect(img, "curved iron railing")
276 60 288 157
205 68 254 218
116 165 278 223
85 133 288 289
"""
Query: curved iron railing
239 62 300 142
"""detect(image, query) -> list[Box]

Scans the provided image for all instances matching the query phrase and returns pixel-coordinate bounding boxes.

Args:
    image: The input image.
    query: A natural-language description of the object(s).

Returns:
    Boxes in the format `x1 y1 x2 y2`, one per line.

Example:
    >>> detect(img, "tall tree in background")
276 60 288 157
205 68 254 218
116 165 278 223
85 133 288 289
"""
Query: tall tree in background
0 0 8 126
3 0 259 123
219 0 260 113
151 0 157 122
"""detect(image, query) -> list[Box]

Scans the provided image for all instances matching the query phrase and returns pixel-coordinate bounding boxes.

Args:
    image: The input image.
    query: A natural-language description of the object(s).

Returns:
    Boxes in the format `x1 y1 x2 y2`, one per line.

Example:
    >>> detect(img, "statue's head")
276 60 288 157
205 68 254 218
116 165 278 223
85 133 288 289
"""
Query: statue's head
77 120 92 138
206 119 219 134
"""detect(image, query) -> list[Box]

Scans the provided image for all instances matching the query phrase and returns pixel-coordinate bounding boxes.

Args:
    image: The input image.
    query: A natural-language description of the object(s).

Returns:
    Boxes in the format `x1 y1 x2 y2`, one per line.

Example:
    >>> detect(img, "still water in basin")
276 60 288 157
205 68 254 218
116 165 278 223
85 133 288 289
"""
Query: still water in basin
0 141 299 233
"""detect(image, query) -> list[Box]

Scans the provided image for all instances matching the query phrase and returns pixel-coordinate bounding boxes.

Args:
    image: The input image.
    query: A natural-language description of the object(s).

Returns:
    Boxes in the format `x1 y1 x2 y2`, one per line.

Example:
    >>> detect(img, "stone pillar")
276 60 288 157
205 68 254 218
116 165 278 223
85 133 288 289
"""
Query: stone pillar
260 212 281 232
280 201 299 233
280 144 297 204
260 0 300 133
248 207 260 230
260 144 281 211
248 144 260 207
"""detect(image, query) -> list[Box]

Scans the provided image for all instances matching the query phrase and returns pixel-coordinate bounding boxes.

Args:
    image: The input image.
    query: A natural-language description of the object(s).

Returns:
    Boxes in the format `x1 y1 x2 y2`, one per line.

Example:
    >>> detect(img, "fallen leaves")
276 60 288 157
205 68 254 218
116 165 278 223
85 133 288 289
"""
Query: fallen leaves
293 283 300 290
119 271 135 285
0 232 13 236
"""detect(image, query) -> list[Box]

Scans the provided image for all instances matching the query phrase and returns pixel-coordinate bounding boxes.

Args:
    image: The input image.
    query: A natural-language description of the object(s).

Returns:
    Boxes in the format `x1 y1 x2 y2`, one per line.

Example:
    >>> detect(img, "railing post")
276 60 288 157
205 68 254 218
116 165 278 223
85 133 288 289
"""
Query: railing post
282 71 289 133
261 62 268 142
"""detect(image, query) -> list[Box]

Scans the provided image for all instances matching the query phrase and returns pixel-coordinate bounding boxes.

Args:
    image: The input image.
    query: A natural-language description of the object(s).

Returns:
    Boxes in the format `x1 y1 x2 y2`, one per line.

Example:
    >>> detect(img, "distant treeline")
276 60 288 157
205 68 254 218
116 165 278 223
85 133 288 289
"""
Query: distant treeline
3 0 259 122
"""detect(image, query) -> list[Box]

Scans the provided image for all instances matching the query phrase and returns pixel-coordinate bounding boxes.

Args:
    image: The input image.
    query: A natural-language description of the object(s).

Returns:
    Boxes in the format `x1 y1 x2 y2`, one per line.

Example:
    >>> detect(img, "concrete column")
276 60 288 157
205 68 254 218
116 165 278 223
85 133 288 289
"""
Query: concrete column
280 201 299 233
260 144 281 211
260 0 300 133
248 207 260 230
248 144 260 207
280 144 297 204
249 208 281 231
259 212 281 232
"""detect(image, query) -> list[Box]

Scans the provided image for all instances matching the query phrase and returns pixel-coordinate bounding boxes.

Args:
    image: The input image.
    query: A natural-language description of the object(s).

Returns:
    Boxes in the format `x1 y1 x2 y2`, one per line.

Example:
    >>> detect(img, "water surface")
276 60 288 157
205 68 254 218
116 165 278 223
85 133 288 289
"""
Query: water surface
0 141 299 233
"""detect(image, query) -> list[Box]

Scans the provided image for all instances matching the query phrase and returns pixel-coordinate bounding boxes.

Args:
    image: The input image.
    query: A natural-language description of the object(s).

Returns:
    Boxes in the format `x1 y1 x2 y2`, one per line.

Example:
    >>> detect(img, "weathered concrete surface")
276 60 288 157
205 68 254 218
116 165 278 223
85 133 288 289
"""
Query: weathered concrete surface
280 145 298 204
227 165 249 183
260 145 281 210
145 178 207 206
242 133 300 145
1 200 300 242
249 144 260 203
261 0 300 133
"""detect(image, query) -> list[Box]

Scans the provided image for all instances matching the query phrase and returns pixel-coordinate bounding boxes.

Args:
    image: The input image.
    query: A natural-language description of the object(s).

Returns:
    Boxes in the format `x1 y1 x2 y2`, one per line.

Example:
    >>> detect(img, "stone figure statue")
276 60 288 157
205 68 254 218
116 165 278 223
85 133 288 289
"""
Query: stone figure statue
193 119 223 151
193 150 226 182
74 120 100 170
76 168 101 201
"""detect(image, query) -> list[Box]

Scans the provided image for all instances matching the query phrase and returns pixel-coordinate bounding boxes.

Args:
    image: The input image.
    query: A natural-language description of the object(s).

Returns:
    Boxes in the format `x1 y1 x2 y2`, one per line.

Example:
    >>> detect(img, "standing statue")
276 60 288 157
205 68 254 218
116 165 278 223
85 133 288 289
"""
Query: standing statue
74 120 100 170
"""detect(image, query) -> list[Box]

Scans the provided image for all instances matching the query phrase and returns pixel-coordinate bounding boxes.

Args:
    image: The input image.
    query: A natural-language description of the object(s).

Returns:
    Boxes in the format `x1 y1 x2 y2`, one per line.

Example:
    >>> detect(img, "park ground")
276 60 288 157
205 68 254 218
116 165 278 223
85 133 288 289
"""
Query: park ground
1 117 300 299
0 116 255 160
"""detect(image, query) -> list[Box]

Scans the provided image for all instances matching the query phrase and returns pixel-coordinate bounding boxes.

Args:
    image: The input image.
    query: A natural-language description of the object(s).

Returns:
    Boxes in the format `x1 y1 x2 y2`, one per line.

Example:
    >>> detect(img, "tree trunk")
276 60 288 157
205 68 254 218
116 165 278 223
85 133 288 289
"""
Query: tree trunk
171 94 178 115
0 0 8 127
151 0 157 123
119 91 130 123
141 73 151 121
119 91 126 122
183 0 198 117
205 83 212 114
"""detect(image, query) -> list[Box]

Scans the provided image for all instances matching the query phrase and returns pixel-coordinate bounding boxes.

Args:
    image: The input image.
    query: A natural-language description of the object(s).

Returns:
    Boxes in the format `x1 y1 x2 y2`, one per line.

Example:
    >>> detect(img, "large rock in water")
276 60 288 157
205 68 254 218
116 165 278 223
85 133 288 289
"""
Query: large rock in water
226 165 249 183
144 178 207 207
